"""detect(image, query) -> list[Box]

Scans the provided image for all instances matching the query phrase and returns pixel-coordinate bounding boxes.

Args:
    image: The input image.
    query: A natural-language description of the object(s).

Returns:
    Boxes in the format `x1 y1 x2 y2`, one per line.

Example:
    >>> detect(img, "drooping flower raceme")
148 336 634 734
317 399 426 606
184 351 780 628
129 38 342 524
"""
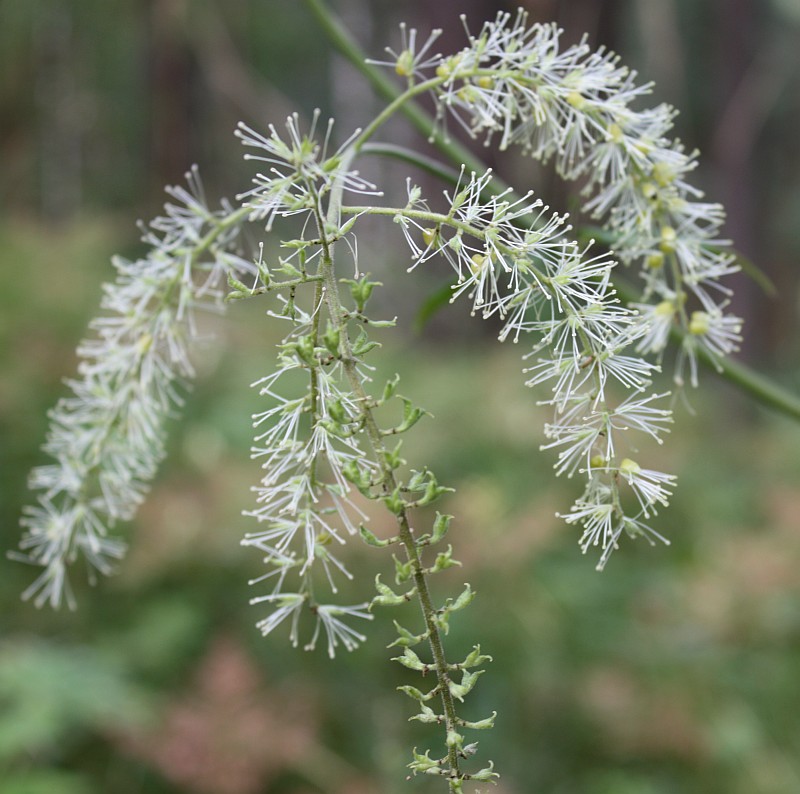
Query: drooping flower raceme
14 169 252 608
379 168 675 569
385 10 742 386
367 11 742 569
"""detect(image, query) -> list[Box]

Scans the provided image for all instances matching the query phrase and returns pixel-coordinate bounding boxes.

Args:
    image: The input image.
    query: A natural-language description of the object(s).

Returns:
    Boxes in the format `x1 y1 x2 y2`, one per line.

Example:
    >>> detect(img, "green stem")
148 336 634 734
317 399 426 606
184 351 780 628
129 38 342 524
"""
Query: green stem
612 280 800 422
311 195 464 786
360 143 462 185
303 0 485 174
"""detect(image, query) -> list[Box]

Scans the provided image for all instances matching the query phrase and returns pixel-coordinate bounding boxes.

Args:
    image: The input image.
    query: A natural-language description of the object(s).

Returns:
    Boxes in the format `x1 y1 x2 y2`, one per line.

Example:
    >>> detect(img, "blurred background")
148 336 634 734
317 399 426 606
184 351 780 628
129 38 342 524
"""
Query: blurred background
2 0 800 792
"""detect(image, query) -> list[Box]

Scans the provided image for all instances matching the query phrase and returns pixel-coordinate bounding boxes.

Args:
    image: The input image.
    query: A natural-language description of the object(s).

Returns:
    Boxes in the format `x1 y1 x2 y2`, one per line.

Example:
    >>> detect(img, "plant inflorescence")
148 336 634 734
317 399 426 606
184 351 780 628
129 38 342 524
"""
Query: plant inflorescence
15 8 745 791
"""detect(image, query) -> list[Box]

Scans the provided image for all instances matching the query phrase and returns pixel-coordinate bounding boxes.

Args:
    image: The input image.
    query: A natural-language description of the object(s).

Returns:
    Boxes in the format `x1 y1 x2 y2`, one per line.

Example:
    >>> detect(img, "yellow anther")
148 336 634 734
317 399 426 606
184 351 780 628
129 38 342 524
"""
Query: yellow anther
654 300 674 317
659 226 677 254
566 91 586 110
652 161 675 188
689 311 711 336
619 458 640 476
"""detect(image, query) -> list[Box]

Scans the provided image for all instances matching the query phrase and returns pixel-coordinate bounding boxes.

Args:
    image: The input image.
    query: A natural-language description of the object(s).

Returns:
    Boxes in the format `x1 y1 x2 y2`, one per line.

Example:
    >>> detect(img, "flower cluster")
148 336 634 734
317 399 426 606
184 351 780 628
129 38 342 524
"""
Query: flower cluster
235 111 379 230
15 168 251 608
231 114 390 654
391 169 674 568
240 301 377 655
15 12 747 792
380 10 742 387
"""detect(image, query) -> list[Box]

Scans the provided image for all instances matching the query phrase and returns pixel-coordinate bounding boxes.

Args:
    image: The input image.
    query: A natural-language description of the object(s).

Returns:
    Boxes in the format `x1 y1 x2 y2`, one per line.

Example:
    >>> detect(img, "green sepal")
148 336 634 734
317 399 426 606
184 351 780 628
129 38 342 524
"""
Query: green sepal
416 475 454 508
279 240 310 254
358 525 393 548
409 703 441 724
462 644 492 669
279 292 296 318
468 760 499 783
291 335 316 367
393 554 414 584
383 486 406 516
429 544 462 573
322 323 341 356
448 583 476 613
394 397 428 434
256 256 271 286
435 584 475 634
408 748 443 776
387 620 428 649
433 610 451 635
342 274 381 312
322 154 342 173
383 441 404 471
458 711 497 730
406 468 429 491
337 214 358 235
364 316 397 328
446 729 464 751
448 669 484 702
397 683 438 702
327 398 349 425
343 461 373 497
382 374 400 402
226 270 251 294
392 647 429 672
370 574 415 610
318 418 353 439
417 512 452 547
352 327 381 357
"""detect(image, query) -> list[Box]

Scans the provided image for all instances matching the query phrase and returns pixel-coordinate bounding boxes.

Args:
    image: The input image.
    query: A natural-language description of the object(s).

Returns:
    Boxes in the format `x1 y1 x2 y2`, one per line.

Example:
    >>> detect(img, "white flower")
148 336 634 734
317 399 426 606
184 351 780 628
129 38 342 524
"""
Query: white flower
609 392 672 443
305 603 374 658
250 592 306 645
16 170 242 607
617 458 676 517
369 22 443 81
236 112 380 229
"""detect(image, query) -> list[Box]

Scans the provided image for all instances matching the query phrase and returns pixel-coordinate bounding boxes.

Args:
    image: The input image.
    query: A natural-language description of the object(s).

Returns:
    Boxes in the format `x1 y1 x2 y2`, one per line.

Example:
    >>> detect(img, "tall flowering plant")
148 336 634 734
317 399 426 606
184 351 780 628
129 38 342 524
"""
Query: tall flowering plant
15 8 744 791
